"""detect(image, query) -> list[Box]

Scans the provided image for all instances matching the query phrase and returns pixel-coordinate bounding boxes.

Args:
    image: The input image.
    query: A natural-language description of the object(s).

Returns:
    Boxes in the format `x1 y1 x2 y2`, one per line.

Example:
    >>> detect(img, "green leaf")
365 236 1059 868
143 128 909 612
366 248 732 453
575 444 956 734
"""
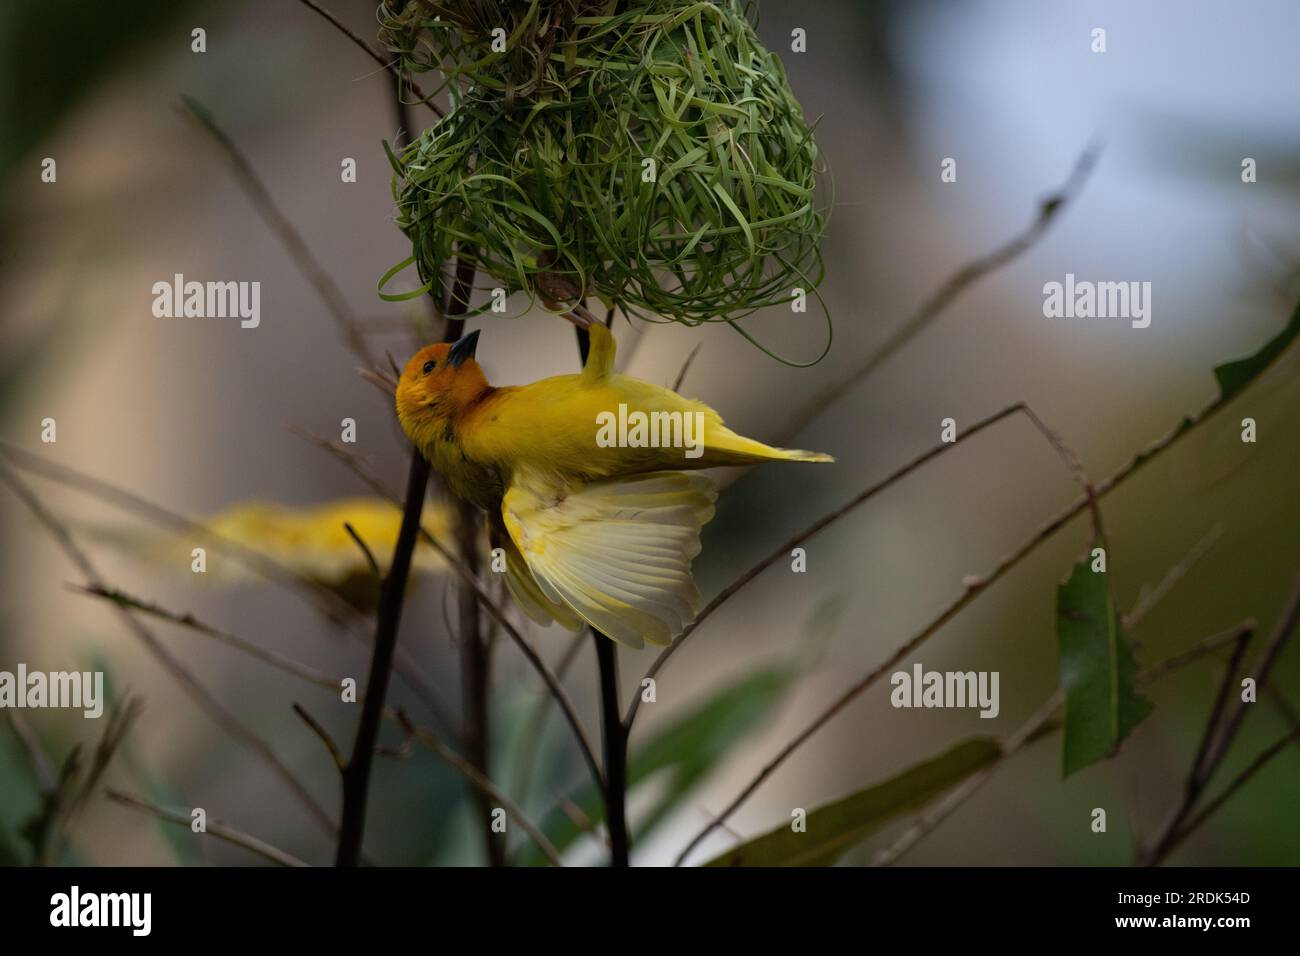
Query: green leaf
703 738 1002 867
1057 559 1152 777
520 664 796 865
1213 298 1300 402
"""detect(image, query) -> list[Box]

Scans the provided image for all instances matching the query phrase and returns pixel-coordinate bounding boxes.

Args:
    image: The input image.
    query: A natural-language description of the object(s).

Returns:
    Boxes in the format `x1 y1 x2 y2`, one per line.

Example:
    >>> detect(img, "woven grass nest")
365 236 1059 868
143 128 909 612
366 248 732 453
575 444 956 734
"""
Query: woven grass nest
379 0 829 363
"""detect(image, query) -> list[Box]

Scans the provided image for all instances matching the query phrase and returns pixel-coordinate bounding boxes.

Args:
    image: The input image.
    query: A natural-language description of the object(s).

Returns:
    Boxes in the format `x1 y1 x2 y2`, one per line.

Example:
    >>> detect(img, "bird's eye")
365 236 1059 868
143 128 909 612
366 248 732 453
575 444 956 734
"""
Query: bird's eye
422 360 436 375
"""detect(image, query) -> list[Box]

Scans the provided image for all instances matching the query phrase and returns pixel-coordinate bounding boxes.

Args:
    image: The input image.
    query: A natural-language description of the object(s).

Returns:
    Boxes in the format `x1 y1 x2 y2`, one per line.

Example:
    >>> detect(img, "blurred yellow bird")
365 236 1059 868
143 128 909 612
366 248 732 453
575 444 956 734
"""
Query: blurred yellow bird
396 323 832 647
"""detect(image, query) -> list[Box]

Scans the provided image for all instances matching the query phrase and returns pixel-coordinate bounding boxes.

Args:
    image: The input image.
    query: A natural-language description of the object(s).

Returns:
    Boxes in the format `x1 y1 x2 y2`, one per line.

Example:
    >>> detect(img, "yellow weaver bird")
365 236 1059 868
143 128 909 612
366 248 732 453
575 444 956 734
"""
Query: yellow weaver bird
396 323 832 648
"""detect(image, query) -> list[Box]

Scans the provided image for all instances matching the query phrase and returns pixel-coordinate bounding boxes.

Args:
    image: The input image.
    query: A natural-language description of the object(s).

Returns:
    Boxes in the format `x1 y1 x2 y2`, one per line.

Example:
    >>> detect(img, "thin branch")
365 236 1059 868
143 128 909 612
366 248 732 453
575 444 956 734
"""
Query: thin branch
1194 568 1300 782
434 254 499 865
395 712 564 867
1141 568 1300 865
72 584 343 692
1124 525 1225 630
672 343 703 392
576 319 630 866
178 95 378 369
335 430 432 865
106 790 309 867
593 628 629 865
4 709 57 793
294 0 442 116
343 521 381 578
1137 628 1254 865
1137 621 1259 683
293 703 346 772
513 630 586 810
1170 725 1300 853
72 582 460 747
777 142 1101 442
0 461 340 843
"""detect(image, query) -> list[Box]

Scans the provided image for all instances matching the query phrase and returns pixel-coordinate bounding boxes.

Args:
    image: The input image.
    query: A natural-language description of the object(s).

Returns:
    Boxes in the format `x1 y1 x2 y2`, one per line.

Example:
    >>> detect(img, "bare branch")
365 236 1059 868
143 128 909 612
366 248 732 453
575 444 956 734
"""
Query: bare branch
73 584 341 692
512 630 586 810
1138 628 1254 865
1170 725 1300 852
294 0 442 117
672 343 703 392
178 95 378 369
1124 525 1225 630
343 521 381 578
106 790 309 867
1141 568 1300 865
293 703 346 772
395 712 564 867
778 143 1101 442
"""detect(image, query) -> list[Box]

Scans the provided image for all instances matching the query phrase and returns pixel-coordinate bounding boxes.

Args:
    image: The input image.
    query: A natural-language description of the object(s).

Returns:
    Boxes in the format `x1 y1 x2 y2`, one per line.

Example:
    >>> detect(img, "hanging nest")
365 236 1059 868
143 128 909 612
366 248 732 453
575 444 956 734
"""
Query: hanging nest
379 0 829 361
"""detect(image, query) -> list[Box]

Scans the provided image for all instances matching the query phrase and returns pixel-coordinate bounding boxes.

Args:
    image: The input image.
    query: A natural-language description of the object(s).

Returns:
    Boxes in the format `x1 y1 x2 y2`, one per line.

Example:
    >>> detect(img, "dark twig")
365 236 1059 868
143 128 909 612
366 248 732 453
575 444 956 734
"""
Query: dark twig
576 323 631 866
294 0 442 116
1141 568 1300 865
335 422 434 866
72 584 343 691
343 521 381 578
293 703 346 772
1170 725 1300 853
72 582 459 740
334 241 482 865
394 712 564 866
594 630 629 866
106 790 309 867
1136 628 1255 866
672 343 703 392
1193 568 1300 782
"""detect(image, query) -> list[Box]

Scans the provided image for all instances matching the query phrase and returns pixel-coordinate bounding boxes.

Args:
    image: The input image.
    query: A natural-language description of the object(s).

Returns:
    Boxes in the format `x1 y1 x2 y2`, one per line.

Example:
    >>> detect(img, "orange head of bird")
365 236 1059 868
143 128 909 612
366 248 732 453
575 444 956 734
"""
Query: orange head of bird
396 330 489 443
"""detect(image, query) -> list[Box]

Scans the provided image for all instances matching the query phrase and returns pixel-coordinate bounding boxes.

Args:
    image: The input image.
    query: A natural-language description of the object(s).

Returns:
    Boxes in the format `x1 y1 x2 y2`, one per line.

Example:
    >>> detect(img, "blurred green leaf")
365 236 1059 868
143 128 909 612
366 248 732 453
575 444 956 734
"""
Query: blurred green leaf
521 664 796 865
631 666 794 840
1213 298 1300 402
704 738 1002 867
1057 560 1152 777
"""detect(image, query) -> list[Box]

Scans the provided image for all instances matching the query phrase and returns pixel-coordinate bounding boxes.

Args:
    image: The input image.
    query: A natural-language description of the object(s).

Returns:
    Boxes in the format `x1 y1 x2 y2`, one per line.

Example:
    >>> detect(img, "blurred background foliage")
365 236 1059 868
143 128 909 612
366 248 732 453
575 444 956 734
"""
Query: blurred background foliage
1 0 1297 866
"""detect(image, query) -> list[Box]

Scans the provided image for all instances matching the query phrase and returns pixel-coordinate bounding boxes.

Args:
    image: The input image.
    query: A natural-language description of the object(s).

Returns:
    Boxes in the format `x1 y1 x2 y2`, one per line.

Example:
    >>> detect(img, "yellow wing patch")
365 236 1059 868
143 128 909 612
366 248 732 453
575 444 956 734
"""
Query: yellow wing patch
490 522 584 632
501 470 717 648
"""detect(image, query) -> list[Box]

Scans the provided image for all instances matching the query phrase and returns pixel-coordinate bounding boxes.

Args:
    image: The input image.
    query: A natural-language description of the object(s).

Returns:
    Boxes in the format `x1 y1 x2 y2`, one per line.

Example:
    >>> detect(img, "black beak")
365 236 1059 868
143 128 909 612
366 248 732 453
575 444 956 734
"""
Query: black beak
447 329 480 368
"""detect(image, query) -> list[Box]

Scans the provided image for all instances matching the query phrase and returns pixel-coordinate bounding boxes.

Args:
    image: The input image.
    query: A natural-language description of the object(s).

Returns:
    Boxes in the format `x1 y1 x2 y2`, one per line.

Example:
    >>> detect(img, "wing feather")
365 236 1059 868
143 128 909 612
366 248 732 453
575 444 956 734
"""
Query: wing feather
501 470 717 648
